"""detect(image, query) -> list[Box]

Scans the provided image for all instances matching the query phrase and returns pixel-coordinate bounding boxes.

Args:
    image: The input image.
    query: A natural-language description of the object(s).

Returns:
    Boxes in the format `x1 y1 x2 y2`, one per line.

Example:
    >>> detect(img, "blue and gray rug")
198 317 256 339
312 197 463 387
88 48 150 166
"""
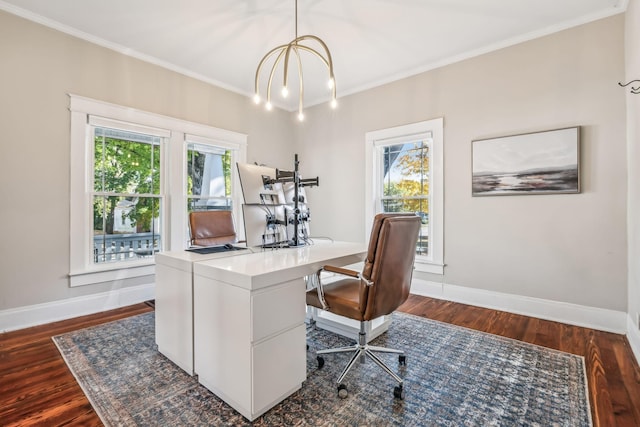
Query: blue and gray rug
53 312 591 426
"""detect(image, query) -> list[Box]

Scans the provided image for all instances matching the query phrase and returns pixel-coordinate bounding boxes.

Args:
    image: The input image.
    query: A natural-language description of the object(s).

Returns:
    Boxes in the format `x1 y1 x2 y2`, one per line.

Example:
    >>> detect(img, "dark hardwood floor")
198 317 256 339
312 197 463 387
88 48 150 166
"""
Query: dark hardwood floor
1 295 639 426
0 303 153 426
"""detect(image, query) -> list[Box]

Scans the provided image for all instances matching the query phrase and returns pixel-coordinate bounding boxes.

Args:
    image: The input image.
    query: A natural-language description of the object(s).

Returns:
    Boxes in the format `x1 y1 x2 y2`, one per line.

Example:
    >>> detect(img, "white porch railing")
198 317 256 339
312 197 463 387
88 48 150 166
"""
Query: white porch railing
93 232 161 262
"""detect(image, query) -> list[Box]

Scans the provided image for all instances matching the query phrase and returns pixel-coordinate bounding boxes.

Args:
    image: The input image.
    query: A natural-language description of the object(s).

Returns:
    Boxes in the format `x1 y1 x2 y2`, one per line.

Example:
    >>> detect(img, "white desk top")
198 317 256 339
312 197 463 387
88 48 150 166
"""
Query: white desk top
193 241 367 290
155 247 256 273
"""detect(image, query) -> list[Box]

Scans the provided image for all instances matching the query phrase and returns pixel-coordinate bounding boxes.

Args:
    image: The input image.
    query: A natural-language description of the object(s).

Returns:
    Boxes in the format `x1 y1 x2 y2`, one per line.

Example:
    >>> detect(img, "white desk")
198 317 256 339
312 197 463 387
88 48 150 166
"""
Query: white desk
155 248 254 375
192 242 367 421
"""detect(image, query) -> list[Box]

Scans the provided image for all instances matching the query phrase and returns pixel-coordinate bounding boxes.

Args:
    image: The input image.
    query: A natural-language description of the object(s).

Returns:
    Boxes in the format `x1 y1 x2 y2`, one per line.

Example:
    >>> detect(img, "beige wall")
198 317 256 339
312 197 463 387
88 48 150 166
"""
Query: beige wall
627 0 640 329
0 9 630 317
297 15 628 312
0 11 294 310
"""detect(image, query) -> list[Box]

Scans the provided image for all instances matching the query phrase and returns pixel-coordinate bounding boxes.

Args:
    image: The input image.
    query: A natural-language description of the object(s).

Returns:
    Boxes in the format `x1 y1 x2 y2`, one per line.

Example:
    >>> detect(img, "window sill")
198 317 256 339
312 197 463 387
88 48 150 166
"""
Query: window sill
69 260 155 287
414 261 444 275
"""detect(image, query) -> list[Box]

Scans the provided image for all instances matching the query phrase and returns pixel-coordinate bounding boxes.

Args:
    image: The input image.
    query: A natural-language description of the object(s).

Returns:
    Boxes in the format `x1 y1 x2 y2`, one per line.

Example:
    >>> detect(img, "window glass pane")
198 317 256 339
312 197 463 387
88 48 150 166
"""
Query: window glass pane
94 127 160 195
380 139 430 257
382 140 429 198
93 195 161 263
92 126 163 264
187 142 232 211
381 198 429 255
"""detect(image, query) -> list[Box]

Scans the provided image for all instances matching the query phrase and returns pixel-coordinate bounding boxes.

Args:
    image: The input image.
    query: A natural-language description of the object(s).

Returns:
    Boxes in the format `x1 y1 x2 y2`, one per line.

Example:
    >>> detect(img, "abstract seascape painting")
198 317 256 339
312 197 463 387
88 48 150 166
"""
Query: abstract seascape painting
472 127 580 196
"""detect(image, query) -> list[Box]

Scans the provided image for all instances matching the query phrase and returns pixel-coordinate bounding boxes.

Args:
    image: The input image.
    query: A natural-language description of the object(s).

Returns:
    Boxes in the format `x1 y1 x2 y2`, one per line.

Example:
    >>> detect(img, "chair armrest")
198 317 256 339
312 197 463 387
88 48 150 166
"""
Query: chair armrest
319 265 374 286
311 264 373 311
322 265 359 278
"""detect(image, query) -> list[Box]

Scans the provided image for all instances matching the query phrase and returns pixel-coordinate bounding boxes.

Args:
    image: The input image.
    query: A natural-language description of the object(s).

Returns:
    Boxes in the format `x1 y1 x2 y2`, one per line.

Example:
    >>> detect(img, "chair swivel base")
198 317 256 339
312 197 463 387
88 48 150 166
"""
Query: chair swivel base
315 324 406 399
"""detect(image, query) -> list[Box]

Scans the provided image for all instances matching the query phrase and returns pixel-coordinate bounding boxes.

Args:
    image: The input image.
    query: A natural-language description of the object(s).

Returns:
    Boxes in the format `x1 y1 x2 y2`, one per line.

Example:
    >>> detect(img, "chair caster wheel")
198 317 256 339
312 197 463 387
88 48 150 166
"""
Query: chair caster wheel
393 385 404 399
399 354 406 365
317 356 324 369
338 383 348 399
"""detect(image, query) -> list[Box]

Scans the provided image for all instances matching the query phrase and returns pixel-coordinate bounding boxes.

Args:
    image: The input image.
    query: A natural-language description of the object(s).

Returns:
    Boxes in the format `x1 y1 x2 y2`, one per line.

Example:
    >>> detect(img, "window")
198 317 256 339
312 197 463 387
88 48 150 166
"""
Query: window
183 135 241 246
70 95 247 286
92 124 164 264
186 142 232 212
365 118 443 274
380 139 430 256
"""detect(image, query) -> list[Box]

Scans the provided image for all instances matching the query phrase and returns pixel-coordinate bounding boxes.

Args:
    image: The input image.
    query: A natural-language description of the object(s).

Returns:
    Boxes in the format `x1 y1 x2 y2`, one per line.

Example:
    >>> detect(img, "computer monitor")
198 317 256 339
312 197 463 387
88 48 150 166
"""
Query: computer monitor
242 204 287 247
236 163 284 205
237 155 317 248
237 162 289 247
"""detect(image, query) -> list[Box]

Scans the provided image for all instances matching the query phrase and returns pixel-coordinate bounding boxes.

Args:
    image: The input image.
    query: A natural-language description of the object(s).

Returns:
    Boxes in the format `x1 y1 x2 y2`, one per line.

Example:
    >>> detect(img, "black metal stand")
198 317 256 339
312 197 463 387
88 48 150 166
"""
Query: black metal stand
263 154 318 248
289 154 305 247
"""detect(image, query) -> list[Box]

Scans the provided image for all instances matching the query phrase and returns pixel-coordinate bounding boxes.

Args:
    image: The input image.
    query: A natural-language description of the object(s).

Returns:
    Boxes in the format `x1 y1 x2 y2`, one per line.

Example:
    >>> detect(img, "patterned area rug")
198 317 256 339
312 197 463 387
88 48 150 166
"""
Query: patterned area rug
53 312 591 426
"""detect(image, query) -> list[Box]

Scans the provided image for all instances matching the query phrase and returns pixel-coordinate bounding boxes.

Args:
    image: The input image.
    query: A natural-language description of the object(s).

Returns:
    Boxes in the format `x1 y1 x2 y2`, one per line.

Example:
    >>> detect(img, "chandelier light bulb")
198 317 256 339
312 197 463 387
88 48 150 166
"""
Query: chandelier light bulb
281 86 289 98
330 98 337 109
297 111 305 121
266 101 273 111
253 94 261 104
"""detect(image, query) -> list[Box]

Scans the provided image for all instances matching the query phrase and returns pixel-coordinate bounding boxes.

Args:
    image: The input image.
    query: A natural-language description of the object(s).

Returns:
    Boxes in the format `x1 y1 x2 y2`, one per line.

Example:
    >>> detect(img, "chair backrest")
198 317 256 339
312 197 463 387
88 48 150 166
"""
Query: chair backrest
360 213 421 321
189 210 237 246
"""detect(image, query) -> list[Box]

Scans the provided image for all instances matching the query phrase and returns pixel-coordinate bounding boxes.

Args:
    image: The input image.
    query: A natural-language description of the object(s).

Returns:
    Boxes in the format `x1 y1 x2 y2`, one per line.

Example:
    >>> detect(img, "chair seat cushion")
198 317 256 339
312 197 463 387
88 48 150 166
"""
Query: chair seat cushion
306 278 363 321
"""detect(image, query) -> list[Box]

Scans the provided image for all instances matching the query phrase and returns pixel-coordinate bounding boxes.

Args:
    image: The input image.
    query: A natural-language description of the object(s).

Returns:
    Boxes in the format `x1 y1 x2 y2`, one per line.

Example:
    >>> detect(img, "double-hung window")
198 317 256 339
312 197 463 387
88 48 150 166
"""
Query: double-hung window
70 95 246 286
92 121 166 264
182 135 241 246
186 140 233 212
365 118 444 274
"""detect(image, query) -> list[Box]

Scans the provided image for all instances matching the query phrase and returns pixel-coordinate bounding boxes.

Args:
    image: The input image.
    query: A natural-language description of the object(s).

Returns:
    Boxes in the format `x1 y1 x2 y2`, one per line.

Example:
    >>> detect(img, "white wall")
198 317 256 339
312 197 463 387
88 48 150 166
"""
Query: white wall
625 0 640 359
0 11 294 312
297 15 627 315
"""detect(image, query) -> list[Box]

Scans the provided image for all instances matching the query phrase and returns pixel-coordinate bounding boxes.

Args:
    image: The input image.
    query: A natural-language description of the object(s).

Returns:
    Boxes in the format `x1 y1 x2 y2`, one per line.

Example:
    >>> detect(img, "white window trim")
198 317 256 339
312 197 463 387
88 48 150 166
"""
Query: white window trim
365 118 444 275
69 94 247 287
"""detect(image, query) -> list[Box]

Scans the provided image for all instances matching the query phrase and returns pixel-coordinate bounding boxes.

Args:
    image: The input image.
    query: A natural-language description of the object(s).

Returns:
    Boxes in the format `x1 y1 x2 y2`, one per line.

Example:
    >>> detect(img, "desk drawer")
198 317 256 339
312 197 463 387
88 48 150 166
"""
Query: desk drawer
251 279 305 342
252 323 306 414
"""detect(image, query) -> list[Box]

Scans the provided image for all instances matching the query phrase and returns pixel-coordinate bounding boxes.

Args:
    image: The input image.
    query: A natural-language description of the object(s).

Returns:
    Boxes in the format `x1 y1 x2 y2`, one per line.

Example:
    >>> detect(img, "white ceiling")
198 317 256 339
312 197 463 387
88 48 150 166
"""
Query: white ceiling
0 0 627 111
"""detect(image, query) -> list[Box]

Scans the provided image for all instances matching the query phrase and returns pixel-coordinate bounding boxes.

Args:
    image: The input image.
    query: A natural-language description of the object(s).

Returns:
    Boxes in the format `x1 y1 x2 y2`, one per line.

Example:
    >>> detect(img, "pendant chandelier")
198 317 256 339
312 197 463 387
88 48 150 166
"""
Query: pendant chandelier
253 0 337 121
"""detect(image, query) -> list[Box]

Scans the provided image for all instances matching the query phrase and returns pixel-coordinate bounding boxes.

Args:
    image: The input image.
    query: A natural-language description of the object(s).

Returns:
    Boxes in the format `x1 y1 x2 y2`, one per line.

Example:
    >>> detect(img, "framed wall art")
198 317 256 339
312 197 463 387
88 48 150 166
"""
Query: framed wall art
472 127 580 196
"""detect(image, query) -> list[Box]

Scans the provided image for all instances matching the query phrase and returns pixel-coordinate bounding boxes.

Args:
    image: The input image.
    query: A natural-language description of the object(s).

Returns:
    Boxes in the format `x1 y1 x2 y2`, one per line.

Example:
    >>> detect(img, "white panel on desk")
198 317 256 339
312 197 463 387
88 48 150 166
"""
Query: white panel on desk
251 279 306 342
194 277 252 409
155 263 194 374
252 324 306 415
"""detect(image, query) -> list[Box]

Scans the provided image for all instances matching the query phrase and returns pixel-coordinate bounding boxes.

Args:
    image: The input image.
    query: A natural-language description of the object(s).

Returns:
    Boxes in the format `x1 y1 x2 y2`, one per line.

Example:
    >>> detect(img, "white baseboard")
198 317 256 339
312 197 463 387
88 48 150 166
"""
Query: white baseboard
410 279 627 334
4 278 637 366
0 283 155 333
627 314 640 366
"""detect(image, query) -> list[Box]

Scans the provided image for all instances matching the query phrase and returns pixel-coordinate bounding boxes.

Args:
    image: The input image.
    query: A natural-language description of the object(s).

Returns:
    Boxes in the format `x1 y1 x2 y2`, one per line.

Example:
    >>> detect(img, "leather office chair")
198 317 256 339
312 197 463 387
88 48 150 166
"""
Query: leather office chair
188 210 239 246
306 213 421 399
